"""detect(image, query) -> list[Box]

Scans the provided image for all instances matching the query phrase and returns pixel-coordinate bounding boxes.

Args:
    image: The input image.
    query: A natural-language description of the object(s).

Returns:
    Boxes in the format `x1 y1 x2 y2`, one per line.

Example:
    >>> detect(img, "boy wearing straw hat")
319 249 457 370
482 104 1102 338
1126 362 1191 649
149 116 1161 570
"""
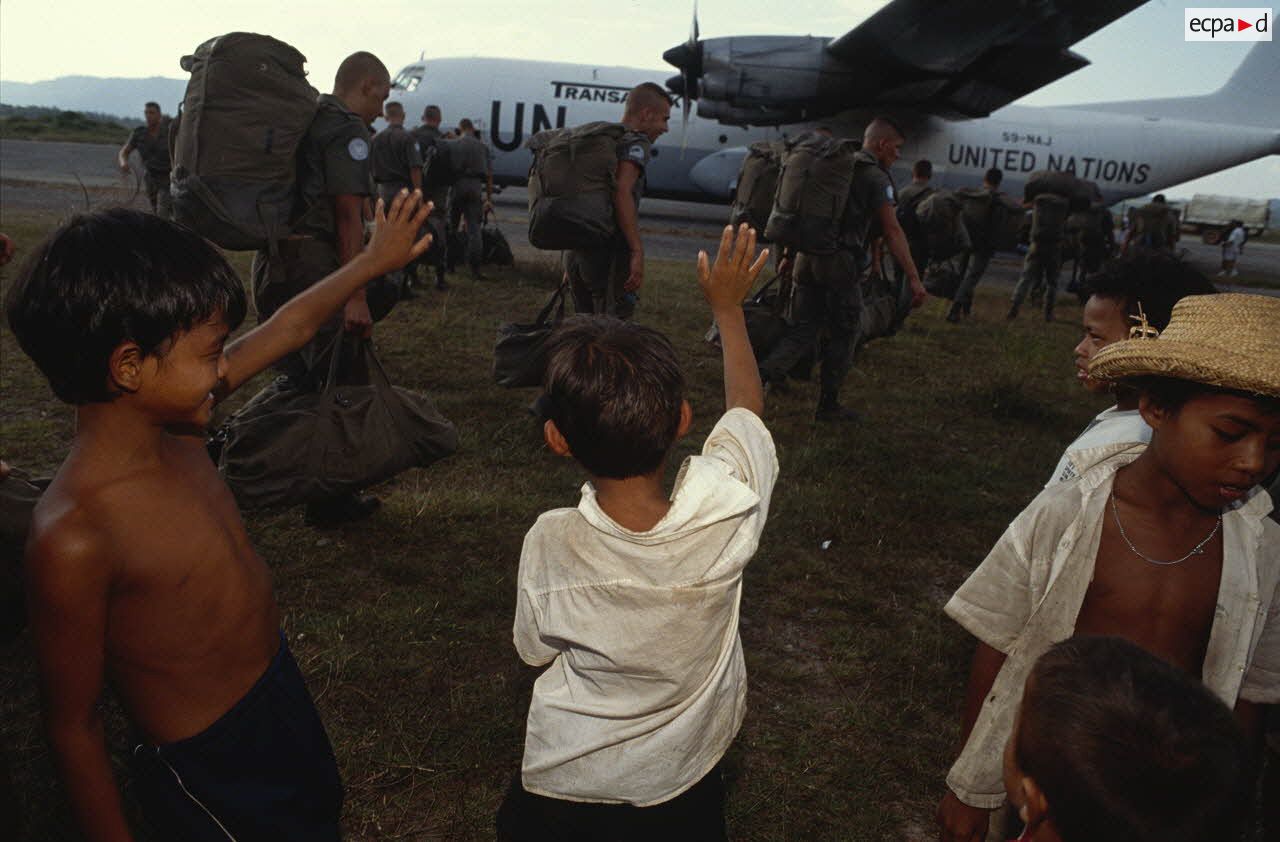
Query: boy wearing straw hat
937 292 1280 842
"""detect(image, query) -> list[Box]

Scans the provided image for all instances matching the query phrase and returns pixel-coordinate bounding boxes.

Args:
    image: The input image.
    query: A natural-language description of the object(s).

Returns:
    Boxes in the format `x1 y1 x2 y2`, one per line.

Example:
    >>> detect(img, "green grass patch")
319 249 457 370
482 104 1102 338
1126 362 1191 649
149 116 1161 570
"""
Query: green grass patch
0 210 1104 841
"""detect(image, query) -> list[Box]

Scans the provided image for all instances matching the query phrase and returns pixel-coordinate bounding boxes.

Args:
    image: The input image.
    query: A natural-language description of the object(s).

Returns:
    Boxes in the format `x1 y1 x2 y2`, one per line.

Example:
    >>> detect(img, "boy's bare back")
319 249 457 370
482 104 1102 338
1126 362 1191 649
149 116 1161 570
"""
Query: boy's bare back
28 429 279 744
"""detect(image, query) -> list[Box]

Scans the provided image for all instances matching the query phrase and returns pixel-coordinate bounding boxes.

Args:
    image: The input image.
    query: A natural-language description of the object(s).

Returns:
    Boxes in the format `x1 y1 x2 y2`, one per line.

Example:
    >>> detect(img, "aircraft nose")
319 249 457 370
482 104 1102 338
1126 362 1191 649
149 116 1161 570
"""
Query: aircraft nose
689 148 749 199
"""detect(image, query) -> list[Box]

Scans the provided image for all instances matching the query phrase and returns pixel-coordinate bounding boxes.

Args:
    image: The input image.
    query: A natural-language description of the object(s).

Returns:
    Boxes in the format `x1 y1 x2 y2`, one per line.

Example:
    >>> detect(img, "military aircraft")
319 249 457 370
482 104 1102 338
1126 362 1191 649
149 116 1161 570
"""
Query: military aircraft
387 0 1279 205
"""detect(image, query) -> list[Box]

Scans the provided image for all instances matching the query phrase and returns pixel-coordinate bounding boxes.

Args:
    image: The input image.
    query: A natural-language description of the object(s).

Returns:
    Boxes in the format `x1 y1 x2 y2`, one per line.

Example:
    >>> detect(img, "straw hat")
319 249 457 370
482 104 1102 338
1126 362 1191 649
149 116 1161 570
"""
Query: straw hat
1088 293 1280 397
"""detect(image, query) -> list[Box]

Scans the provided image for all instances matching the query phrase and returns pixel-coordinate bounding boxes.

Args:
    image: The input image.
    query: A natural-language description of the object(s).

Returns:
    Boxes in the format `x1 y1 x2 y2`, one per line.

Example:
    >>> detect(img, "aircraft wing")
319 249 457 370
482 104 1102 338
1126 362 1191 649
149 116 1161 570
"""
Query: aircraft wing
665 0 1147 125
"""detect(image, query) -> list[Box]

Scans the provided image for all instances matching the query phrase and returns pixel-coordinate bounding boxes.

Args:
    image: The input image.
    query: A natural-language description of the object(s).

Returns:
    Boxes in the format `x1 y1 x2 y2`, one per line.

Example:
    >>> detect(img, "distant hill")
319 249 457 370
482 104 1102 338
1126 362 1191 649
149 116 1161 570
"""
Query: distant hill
0 76 187 122
0 106 137 144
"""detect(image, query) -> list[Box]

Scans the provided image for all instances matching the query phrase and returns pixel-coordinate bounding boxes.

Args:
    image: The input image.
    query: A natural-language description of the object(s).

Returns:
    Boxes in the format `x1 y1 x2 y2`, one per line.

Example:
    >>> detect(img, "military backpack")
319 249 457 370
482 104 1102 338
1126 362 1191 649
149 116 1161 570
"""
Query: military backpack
1030 193 1071 244
730 141 785 237
915 190 971 262
764 136 869 255
526 121 629 251
1131 202 1175 249
955 187 1011 251
170 32 320 251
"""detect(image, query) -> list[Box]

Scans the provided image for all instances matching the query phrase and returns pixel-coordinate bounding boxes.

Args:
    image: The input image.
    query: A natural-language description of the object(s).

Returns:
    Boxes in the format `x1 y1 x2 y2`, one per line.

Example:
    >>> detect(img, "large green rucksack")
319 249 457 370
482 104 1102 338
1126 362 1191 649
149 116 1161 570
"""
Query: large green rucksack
1030 193 1070 244
955 188 1010 251
1024 170 1094 206
916 190 971 262
171 33 319 250
764 136 868 255
730 141 784 237
526 122 628 251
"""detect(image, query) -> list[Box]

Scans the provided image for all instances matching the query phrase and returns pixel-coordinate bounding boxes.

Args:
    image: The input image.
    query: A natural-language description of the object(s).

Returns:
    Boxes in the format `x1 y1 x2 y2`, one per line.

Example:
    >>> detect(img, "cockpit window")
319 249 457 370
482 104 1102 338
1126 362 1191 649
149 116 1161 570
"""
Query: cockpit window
392 67 423 92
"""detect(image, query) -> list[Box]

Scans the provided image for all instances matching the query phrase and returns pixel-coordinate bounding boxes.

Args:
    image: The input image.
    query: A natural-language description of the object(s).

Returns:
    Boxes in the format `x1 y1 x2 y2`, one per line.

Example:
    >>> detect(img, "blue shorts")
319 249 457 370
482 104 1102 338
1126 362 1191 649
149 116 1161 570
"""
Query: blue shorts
130 633 343 841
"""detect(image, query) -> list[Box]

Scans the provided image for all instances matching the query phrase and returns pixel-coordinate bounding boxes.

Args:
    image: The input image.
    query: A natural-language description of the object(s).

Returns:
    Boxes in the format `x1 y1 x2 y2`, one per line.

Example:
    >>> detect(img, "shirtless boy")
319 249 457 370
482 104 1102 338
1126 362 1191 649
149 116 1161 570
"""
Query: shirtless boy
936 293 1280 842
6 194 431 841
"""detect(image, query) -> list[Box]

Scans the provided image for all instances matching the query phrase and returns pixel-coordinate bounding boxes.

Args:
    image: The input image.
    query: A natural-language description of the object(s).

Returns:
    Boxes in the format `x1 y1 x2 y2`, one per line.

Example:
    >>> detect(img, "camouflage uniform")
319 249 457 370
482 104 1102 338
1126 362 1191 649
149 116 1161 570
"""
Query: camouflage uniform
251 94 391 385
446 133 493 275
759 150 895 412
1009 194 1068 321
125 118 174 219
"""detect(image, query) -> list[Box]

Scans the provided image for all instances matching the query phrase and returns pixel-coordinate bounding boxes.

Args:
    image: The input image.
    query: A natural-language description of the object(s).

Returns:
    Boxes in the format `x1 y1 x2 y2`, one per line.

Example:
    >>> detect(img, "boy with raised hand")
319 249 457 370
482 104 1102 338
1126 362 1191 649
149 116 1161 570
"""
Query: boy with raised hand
937 292 1280 842
6 192 432 842
498 225 774 840
1048 254 1215 487
1003 636 1248 842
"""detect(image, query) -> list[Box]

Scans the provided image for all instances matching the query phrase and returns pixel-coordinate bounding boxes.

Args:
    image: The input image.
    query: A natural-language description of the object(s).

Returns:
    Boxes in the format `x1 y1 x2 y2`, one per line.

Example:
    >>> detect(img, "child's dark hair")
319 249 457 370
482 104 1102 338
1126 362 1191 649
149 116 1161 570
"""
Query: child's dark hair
543 315 684 480
1132 376 1280 415
1016 636 1247 842
6 209 247 405
1083 253 1216 333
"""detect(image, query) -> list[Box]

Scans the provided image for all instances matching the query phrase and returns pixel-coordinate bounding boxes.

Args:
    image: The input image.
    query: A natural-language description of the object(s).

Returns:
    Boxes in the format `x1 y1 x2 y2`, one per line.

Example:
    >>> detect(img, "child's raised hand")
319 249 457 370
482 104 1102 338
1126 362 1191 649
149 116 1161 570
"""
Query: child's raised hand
697 224 769 311
365 190 434 275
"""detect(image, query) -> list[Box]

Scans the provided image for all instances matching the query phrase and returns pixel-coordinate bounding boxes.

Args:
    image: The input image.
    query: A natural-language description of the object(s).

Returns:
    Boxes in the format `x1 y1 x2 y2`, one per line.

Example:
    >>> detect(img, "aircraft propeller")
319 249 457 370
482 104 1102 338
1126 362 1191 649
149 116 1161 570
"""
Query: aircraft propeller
663 1 702 156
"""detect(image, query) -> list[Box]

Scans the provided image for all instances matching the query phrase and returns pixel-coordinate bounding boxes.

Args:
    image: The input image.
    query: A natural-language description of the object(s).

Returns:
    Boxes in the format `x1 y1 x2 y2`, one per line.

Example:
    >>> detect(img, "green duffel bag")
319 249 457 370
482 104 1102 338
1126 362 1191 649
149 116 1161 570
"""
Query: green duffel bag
218 334 458 509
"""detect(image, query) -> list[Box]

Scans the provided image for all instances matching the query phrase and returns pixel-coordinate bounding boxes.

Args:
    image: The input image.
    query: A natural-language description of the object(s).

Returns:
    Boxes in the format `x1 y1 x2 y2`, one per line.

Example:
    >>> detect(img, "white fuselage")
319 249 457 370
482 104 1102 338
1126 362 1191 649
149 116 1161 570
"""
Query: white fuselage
390 57 1277 204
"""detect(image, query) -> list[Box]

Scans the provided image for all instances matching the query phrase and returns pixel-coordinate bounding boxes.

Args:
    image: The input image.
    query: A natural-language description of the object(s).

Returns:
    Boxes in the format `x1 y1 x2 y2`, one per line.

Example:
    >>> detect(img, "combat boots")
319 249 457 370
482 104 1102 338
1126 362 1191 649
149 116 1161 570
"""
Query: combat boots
815 391 860 423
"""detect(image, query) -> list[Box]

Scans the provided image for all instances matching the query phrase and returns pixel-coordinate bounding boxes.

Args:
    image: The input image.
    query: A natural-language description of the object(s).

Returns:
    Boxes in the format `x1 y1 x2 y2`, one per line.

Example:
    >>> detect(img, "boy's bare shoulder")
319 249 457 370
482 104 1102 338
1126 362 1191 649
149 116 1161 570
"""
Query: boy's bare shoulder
26 484 117 601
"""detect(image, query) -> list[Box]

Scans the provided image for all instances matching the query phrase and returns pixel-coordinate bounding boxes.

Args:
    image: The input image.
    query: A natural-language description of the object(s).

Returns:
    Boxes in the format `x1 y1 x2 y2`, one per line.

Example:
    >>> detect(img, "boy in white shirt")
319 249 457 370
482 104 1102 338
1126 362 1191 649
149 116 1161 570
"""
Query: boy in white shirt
1048 255 1214 487
938 293 1280 842
498 226 775 841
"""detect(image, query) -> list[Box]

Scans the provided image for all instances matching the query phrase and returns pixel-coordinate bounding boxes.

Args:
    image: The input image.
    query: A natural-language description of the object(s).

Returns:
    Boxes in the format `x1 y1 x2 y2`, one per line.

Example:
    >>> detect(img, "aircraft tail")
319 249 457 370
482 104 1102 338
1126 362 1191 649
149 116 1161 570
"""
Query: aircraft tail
1067 43 1280 137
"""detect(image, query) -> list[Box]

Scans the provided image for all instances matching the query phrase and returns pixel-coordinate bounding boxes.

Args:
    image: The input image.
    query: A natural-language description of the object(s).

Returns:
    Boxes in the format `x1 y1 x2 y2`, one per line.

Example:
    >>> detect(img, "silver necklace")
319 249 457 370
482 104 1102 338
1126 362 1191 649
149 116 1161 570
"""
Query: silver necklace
1110 493 1222 566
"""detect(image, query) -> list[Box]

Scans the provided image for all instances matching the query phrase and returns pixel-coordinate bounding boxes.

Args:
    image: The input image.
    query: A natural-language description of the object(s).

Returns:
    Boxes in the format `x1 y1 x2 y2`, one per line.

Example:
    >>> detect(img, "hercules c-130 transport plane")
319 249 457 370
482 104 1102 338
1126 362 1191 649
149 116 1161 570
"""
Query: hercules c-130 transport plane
387 0 1279 205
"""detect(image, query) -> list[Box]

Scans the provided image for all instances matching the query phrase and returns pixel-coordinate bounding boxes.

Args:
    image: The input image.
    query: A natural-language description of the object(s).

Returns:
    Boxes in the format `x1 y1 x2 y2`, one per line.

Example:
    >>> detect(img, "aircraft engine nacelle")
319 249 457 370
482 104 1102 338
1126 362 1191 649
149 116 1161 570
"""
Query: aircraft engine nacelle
666 35 858 126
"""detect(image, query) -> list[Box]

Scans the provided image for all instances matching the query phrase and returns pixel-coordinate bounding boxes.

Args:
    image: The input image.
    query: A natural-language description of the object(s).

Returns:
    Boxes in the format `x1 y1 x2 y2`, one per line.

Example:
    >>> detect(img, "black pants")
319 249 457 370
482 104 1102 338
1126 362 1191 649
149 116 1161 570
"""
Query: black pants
451 178 485 271
496 762 727 842
565 245 634 319
130 635 342 842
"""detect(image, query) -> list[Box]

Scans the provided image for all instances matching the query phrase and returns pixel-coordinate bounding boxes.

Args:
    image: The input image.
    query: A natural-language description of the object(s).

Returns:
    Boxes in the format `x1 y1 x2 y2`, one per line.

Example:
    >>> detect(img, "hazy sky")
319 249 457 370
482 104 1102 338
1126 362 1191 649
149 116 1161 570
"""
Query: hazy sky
2 0 1276 197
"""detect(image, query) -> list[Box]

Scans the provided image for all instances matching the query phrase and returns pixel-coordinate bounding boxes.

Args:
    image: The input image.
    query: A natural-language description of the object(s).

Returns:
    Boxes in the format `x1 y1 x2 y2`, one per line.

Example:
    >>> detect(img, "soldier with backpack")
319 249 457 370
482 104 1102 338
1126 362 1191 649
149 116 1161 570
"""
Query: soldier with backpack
250 50 394 526
895 159 935 290
947 168 1006 323
758 118 927 422
412 105 452 290
447 118 494 279
1008 190 1070 322
1123 193 1179 256
372 101 423 298
525 84 670 319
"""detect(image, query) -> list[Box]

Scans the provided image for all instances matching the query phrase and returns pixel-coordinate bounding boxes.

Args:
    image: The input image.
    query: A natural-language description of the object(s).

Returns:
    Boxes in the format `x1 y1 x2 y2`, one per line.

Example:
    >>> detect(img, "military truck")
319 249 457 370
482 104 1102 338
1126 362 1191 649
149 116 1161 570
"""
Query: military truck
1180 194 1270 244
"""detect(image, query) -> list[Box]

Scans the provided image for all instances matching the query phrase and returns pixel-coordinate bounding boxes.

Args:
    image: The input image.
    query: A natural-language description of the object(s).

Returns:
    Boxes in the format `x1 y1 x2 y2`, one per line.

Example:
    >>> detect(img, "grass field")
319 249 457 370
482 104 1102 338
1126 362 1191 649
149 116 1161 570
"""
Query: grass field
1 208 1109 841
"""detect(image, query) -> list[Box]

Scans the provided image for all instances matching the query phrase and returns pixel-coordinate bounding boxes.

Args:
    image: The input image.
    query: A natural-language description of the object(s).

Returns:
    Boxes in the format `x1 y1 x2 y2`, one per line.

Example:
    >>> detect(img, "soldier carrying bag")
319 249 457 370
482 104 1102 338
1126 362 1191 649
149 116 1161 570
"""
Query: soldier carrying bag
764 136 866 255
526 122 629 251
217 334 458 509
916 190 971 262
171 32 320 251
730 141 784 237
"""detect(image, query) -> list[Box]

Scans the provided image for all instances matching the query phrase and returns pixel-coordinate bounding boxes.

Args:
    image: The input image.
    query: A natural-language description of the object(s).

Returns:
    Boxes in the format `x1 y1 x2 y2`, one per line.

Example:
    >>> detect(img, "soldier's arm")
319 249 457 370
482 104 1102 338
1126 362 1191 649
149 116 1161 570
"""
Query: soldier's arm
335 193 372 336
219 193 431 396
876 203 926 306
117 137 136 173
615 160 644 291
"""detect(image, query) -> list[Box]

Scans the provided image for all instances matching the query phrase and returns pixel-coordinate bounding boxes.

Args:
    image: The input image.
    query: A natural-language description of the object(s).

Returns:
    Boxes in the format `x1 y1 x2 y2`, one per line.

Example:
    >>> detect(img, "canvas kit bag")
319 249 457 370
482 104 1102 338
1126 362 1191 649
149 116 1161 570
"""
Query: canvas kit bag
493 282 568 388
218 334 458 508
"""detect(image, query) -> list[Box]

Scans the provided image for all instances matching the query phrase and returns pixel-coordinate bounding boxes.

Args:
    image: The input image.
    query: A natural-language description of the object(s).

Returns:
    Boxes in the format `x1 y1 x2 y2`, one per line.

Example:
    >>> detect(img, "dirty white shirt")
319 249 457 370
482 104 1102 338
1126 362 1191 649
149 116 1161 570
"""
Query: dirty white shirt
945 442 1280 810
514 408 779 806
1045 406 1151 488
